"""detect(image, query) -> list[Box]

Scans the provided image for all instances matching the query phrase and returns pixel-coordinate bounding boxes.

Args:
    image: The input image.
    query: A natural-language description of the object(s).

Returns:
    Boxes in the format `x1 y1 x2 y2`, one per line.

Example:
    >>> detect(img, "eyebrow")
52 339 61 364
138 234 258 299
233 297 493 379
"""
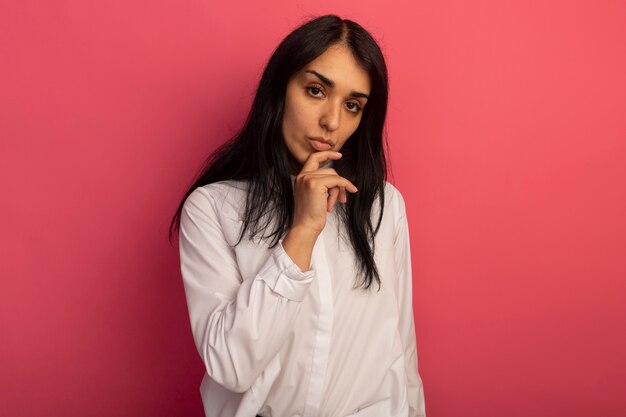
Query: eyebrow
304 70 370 99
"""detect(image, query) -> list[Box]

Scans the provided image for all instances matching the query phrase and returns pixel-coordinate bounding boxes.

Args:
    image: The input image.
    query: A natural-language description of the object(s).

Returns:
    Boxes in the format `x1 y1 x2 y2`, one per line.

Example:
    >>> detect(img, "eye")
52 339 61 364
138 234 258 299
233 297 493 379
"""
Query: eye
345 101 362 113
306 85 325 98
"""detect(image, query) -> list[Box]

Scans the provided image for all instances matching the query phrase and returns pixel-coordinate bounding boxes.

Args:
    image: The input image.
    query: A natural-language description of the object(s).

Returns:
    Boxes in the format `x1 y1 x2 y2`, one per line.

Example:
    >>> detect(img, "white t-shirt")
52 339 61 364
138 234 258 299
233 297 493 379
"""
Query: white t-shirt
178 176 426 417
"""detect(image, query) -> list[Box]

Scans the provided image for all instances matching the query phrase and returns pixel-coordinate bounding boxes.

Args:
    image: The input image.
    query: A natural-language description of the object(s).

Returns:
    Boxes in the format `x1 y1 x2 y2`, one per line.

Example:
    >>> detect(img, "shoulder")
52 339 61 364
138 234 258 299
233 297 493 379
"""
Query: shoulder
381 180 408 220
367 181 408 244
183 180 250 220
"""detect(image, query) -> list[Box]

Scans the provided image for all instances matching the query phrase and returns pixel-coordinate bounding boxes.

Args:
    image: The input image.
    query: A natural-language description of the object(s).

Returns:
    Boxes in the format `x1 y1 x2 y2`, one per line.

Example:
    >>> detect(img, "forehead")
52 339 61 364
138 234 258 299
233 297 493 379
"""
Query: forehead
299 45 371 93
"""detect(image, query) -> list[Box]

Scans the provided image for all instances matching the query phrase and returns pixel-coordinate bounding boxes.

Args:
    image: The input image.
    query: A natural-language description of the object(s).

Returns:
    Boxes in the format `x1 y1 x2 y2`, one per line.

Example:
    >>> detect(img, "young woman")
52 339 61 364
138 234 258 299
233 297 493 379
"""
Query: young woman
170 14 426 417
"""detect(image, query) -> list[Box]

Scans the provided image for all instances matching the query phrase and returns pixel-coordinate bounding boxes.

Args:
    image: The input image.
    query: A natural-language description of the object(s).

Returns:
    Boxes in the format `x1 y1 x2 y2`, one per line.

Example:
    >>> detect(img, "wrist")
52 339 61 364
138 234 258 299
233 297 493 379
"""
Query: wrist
286 224 320 244
282 226 318 273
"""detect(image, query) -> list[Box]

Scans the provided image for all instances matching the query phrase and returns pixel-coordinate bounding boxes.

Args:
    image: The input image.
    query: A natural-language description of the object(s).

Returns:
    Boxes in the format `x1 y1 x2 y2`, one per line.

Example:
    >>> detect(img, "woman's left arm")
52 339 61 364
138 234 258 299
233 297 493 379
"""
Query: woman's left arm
393 189 426 417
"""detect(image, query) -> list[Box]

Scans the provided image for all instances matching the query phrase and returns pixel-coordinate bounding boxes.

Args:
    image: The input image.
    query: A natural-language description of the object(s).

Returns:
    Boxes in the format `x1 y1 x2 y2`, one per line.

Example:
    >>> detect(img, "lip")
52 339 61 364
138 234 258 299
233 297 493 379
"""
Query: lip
308 137 334 151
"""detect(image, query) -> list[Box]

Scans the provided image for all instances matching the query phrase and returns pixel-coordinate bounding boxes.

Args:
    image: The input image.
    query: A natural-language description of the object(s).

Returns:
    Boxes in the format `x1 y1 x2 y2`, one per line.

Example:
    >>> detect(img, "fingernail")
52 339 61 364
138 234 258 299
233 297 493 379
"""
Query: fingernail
336 152 342 156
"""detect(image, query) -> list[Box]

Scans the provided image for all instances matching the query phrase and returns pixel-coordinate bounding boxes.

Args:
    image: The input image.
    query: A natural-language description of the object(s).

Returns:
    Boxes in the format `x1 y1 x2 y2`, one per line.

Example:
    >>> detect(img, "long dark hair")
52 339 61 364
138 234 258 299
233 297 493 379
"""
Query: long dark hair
169 14 390 291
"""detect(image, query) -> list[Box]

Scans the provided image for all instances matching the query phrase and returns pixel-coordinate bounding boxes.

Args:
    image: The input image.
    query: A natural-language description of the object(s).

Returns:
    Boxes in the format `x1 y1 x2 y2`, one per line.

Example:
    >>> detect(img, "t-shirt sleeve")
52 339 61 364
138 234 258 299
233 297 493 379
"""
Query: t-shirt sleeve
393 187 426 417
179 186 315 393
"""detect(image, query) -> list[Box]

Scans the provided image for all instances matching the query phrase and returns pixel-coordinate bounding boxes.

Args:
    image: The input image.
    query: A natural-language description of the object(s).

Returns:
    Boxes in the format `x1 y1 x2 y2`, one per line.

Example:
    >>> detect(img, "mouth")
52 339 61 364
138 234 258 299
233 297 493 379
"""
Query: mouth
308 137 333 151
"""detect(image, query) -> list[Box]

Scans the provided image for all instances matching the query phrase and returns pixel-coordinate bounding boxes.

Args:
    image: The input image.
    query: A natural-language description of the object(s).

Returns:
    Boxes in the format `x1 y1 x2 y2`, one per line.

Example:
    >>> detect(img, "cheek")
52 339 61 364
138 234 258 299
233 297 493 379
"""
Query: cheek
340 116 362 140
282 95 307 134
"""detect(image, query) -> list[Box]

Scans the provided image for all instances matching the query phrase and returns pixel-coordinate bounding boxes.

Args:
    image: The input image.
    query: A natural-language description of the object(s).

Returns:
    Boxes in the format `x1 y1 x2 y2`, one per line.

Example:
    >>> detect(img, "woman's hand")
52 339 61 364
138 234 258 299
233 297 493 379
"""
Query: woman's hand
292 151 358 236
282 151 357 272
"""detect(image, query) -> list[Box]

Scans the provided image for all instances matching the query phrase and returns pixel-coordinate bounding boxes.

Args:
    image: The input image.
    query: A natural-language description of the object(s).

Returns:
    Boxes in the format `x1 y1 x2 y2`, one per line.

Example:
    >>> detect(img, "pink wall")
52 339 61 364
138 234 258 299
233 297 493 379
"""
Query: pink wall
1 1 625 416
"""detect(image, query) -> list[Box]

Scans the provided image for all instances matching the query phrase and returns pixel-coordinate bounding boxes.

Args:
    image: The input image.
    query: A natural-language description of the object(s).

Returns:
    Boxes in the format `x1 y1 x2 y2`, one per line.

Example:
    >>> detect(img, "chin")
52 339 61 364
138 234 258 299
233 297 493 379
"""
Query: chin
296 147 311 164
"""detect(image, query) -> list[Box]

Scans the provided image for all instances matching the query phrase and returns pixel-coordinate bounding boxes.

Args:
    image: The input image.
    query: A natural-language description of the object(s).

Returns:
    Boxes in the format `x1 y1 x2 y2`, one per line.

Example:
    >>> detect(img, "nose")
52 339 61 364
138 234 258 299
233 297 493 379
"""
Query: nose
319 99 341 132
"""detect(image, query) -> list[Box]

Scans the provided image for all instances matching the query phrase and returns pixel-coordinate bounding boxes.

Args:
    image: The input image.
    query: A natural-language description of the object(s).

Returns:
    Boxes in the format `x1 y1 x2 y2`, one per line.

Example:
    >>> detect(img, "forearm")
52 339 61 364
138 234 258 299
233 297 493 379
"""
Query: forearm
281 226 319 272
183 239 316 393
180 188 317 393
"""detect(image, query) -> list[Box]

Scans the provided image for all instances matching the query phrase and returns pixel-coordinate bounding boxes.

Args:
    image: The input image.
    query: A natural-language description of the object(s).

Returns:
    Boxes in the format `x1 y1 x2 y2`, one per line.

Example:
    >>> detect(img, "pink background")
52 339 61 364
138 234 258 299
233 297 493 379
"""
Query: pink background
1 1 625 416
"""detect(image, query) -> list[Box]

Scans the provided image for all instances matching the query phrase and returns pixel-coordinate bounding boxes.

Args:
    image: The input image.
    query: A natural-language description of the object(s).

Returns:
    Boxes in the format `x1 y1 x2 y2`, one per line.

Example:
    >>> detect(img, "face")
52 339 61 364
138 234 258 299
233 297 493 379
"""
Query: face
281 43 371 173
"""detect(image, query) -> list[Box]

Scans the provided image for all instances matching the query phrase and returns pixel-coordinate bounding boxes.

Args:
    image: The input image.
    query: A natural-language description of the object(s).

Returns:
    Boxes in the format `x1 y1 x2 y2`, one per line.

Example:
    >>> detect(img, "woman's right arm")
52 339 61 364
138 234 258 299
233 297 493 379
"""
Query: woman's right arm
179 151 357 394
179 187 316 393
283 150 358 271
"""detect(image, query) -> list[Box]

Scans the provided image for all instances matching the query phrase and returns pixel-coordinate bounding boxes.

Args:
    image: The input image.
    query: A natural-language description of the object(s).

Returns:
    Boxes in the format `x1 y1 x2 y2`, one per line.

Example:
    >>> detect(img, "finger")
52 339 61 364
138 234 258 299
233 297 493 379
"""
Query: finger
297 167 338 179
310 167 338 176
327 187 340 212
316 176 358 193
300 151 342 173
339 186 347 203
